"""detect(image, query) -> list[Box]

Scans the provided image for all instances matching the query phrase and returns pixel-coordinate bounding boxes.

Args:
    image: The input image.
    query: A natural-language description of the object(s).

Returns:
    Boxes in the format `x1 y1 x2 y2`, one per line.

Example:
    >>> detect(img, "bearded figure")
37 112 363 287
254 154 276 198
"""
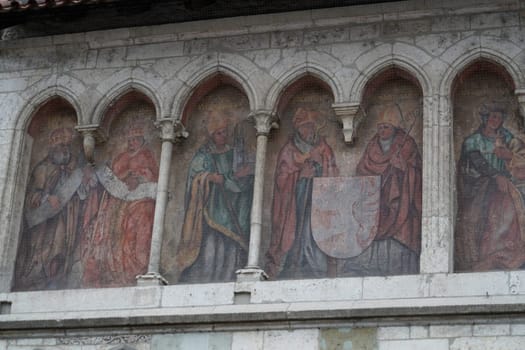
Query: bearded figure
14 127 93 290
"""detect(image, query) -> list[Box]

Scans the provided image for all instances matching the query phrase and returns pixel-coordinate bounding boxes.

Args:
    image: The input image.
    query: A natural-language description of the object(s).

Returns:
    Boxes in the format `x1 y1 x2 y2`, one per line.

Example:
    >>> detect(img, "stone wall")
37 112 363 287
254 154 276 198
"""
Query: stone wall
1 0 525 348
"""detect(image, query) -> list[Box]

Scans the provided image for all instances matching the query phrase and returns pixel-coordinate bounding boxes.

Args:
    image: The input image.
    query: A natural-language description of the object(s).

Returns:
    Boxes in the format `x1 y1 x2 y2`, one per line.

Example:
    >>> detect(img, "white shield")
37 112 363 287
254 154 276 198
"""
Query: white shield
311 176 381 259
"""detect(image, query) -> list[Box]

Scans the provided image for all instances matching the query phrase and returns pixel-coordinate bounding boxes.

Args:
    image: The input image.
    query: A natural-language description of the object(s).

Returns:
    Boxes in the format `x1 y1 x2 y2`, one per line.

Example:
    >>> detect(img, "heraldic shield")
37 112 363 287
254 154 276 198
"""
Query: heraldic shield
311 176 381 259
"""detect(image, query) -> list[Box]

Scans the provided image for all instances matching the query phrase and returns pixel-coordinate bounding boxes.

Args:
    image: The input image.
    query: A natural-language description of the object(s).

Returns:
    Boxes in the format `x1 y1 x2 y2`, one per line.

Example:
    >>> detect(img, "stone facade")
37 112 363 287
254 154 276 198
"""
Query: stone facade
2 0 525 348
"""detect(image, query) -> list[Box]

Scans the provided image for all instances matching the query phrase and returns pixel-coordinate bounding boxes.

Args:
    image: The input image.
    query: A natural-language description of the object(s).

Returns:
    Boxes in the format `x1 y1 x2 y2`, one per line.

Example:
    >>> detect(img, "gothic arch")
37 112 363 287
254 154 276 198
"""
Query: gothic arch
171 62 258 120
15 87 82 132
351 56 431 104
440 49 522 98
92 79 161 126
266 65 343 115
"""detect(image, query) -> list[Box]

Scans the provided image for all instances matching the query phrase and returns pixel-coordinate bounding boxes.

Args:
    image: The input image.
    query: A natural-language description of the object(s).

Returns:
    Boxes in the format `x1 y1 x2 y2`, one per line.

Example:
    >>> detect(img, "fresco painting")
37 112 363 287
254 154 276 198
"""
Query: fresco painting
164 85 255 283
454 71 525 271
311 176 381 260
342 104 422 276
14 100 160 291
265 96 340 279
13 106 91 291
14 81 425 289
81 107 159 288
264 81 422 280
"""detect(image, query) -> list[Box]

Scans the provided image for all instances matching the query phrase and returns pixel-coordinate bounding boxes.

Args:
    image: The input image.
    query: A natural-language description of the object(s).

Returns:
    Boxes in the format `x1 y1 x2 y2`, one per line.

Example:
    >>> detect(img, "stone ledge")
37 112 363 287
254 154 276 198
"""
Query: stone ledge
0 295 525 334
1 271 524 315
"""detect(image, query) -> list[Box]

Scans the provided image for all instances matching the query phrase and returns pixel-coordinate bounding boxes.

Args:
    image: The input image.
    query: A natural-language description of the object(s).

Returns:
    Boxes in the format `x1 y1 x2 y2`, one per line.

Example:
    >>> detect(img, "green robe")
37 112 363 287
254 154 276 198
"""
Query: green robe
178 142 253 283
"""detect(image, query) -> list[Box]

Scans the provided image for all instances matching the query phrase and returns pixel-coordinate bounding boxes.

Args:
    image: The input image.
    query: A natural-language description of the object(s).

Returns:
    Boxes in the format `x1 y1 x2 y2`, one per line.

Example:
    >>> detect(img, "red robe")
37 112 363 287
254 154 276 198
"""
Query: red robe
266 135 338 278
356 129 422 253
82 146 158 287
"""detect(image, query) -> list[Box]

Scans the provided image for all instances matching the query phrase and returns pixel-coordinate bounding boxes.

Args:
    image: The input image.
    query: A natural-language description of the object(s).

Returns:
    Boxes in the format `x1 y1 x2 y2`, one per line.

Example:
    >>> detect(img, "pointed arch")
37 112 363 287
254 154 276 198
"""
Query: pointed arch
351 56 431 104
175 70 254 125
171 63 258 121
266 65 343 115
92 79 161 126
15 87 82 132
440 50 521 98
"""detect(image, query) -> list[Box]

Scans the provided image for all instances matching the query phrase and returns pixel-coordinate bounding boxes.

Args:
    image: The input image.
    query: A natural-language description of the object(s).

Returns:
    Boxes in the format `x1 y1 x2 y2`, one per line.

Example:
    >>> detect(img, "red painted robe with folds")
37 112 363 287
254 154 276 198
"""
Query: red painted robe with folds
81 146 158 287
266 135 338 278
356 129 422 254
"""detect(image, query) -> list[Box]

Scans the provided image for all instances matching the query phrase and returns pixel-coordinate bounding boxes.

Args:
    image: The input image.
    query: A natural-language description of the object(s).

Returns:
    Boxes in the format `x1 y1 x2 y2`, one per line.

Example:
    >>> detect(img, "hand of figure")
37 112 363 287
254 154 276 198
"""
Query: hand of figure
208 173 224 184
494 146 513 161
48 195 61 210
125 176 140 191
299 161 316 178
294 152 311 164
495 175 511 193
234 164 252 178
390 153 407 171
30 193 43 208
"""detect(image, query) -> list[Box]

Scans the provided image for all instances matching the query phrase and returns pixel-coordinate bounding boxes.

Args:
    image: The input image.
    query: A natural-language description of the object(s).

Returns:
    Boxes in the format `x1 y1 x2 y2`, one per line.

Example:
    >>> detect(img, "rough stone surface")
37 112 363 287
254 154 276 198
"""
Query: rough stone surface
320 328 377 350
263 330 319 350
378 339 449 350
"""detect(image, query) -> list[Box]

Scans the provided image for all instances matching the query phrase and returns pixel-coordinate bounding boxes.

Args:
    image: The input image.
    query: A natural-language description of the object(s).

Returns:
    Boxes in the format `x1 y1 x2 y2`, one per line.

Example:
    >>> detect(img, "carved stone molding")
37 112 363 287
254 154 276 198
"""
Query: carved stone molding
136 271 168 286
57 334 151 345
332 103 361 145
250 110 279 136
236 267 268 282
155 118 189 143
75 124 107 164
515 89 525 130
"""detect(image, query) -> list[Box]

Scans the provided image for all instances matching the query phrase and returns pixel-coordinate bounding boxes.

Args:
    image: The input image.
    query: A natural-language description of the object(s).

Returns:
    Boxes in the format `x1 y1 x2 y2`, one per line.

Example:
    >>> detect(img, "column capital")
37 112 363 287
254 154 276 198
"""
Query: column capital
332 102 362 145
249 110 279 136
75 124 107 164
155 118 189 143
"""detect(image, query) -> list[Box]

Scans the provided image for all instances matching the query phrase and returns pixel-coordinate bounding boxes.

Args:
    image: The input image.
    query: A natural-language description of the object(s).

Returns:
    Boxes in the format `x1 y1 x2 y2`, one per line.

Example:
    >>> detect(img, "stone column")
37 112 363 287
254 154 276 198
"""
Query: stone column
137 119 188 286
236 110 278 282
419 94 453 273
332 103 361 145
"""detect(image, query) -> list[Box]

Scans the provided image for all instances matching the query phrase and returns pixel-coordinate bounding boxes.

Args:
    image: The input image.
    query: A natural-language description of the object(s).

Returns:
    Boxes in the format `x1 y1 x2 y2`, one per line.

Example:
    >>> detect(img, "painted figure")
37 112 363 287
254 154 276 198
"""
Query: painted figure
266 106 339 279
344 106 422 276
14 127 94 290
81 121 158 287
176 111 254 283
455 102 525 271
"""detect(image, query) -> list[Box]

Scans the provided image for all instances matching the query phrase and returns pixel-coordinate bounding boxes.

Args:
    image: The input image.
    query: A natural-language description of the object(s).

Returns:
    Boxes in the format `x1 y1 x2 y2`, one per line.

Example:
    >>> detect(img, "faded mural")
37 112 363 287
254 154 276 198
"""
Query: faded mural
162 85 255 283
343 104 422 276
14 81 425 290
454 71 525 272
264 80 422 280
81 102 159 288
14 103 90 291
13 99 160 291
265 92 340 279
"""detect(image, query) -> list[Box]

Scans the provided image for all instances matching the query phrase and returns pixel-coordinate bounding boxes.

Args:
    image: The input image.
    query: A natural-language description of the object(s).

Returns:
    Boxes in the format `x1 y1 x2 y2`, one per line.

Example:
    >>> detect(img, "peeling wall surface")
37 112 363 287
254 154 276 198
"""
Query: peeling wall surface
2 0 525 349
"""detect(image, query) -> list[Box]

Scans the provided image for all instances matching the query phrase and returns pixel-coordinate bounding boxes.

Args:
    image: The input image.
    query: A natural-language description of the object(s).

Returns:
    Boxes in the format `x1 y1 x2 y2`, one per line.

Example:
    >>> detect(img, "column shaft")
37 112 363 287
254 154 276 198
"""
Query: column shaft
246 133 268 268
147 139 173 273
